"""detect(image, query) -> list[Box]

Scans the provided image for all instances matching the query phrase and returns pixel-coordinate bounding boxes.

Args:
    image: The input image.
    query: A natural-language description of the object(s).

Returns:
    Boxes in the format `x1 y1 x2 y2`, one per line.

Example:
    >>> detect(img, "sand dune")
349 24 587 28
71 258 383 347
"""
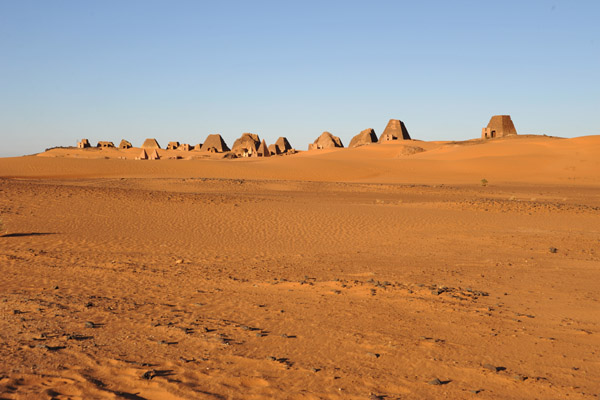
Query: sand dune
1 135 598 185
0 135 599 399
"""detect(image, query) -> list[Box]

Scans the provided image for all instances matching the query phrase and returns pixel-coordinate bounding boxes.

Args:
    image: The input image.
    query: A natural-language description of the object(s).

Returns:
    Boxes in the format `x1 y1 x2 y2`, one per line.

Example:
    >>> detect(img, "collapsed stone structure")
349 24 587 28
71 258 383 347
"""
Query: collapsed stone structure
308 132 344 150
274 137 292 154
97 141 115 148
166 141 180 150
349 128 378 148
77 139 91 148
119 139 132 149
268 144 280 155
481 115 517 139
379 119 411 141
142 138 161 149
180 143 191 151
200 134 230 153
232 133 261 156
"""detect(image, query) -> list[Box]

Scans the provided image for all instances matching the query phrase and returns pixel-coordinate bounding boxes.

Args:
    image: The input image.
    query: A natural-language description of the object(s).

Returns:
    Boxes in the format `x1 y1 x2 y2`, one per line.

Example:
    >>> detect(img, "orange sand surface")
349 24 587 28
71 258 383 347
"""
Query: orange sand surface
1 135 599 399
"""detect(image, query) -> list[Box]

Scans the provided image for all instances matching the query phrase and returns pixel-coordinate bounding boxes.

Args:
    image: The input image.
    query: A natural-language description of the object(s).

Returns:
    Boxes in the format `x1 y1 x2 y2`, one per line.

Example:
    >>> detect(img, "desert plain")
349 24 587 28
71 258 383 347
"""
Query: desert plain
1 135 599 399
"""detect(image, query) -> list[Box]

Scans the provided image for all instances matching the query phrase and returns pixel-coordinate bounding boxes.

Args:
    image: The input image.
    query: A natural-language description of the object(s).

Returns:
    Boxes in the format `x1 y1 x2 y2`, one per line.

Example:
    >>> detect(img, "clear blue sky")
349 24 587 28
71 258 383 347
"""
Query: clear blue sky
1 0 598 156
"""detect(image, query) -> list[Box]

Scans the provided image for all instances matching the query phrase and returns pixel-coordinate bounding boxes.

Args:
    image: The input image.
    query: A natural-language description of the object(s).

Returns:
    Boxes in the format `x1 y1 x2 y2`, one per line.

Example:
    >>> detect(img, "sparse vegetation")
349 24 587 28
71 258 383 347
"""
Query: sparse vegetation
481 178 488 187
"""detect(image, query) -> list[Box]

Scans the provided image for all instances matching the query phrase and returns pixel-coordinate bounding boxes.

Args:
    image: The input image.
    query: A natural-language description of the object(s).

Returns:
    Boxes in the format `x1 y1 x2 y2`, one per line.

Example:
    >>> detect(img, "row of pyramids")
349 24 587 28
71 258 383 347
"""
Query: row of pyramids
77 116 516 157
77 119 412 157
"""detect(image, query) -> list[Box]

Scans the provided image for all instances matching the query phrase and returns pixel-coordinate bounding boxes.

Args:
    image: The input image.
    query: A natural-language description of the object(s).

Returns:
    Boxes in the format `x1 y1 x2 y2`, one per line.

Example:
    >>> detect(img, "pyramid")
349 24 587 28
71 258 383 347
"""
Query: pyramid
256 139 270 157
149 149 160 160
308 132 344 150
166 141 180 150
232 133 260 155
482 115 517 139
275 137 292 153
119 139 132 149
200 134 230 152
142 138 161 149
268 143 280 155
138 149 148 160
379 119 411 142
349 128 378 148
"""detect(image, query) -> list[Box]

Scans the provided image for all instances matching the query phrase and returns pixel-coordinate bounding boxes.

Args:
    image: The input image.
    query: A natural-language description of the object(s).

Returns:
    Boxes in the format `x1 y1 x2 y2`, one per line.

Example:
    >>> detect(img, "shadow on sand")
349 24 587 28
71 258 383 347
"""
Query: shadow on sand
1 232 57 238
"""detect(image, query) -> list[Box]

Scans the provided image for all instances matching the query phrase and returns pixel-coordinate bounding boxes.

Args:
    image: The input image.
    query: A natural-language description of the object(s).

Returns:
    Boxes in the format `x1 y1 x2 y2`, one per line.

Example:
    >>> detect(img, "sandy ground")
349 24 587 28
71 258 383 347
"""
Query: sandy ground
0 135 599 399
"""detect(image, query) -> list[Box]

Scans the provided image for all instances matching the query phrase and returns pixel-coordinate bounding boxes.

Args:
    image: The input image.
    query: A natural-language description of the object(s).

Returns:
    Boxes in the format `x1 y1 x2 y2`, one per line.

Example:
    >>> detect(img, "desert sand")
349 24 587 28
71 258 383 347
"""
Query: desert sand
1 135 599 399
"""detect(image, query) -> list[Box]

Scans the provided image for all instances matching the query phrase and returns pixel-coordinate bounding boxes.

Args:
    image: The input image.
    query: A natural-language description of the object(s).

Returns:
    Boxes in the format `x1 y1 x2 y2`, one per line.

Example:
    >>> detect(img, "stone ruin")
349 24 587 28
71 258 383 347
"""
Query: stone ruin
349 128 378 148
77 139 91 149
274 137 292 154
232 133 261 157
481 115 517 139
119 139 132 149
379 119 411 142
166 141 180 150
308 132 344 150
97 141 115 148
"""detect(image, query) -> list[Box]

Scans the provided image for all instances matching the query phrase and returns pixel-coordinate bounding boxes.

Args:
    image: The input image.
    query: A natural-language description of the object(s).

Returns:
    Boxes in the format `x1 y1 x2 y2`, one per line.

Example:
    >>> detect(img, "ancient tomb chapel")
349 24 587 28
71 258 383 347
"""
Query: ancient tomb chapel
481 115 517 139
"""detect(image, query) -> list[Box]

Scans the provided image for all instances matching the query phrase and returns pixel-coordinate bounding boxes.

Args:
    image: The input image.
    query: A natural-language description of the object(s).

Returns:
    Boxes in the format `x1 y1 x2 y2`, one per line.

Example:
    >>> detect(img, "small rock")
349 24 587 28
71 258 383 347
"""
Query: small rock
428 378 443 385
483 363 499 372
549 247 558 253
141 370 155 380
513 374 528 381
367 352 380 358
175 259 184 264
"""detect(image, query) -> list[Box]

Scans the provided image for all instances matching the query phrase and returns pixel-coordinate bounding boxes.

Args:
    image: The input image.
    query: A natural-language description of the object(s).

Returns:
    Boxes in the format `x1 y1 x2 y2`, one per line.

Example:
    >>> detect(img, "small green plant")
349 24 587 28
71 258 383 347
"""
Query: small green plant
481 178 488 187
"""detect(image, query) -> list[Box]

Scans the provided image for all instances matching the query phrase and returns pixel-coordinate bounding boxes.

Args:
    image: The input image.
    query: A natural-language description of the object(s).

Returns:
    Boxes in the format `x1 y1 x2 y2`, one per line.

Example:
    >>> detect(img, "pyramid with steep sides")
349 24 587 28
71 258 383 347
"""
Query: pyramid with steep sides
200 134 230 152
379 119 411 141
141 138 161 149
